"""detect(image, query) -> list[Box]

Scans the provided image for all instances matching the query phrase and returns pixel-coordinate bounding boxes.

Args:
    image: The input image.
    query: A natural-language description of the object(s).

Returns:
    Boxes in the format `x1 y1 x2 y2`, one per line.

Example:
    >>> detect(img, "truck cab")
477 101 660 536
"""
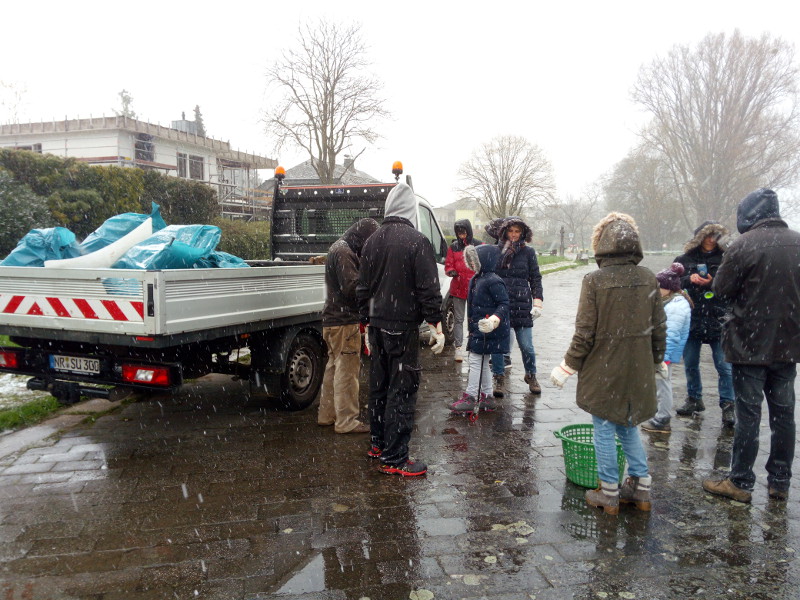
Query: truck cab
270 168 455 341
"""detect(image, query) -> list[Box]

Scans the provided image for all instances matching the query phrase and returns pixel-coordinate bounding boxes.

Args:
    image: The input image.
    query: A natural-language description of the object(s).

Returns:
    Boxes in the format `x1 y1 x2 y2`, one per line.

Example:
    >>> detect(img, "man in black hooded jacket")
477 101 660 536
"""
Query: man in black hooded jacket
703 188 800 504
356 182 443 477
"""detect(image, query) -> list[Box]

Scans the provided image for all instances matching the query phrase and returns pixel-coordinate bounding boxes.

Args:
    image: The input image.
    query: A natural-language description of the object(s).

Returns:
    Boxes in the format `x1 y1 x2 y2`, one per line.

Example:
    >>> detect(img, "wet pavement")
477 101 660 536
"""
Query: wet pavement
1 256 799 600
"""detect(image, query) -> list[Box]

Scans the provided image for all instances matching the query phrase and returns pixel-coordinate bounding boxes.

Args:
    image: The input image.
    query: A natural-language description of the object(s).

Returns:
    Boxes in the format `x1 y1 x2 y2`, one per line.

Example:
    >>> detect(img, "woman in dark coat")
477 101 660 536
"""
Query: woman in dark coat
551 212 666 515
672 221 735 427
449 244 510 413
490 216 543 394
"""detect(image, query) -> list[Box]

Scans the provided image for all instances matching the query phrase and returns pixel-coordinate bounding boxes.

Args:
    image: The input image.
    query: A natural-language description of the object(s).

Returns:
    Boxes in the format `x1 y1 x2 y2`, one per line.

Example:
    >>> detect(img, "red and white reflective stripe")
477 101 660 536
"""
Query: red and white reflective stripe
0 294 144 322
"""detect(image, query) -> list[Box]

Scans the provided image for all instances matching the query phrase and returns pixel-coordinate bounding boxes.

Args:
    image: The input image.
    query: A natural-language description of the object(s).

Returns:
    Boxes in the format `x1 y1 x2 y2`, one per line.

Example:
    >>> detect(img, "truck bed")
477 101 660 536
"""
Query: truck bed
0 265 325 344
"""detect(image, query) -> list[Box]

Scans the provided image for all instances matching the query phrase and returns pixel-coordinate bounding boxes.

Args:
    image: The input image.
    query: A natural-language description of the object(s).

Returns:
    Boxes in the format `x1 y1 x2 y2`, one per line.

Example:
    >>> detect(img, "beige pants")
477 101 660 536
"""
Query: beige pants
319 324 362 432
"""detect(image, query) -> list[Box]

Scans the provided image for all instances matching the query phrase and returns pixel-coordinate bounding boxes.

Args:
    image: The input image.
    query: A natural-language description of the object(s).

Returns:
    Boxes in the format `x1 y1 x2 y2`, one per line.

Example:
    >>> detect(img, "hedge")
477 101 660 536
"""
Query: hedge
0 149 218 238
0 168 54 257
212 218 271 260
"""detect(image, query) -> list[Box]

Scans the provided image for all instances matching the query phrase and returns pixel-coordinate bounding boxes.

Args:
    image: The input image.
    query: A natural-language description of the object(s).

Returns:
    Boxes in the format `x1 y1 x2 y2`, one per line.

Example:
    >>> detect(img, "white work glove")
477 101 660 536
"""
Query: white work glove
478 315 501 333
657 361 669 379
531 299 543 320
428 322 445 355
550 360 576 388
361 324 371 356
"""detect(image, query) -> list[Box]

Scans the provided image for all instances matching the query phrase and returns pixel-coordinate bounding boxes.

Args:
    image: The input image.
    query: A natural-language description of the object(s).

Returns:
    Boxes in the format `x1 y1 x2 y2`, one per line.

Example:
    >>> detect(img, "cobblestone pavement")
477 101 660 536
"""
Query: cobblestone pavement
1 256 799 600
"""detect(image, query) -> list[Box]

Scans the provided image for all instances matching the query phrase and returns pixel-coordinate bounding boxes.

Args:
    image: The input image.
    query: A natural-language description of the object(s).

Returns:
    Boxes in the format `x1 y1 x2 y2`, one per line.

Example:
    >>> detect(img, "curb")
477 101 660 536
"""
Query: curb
0 398 122 460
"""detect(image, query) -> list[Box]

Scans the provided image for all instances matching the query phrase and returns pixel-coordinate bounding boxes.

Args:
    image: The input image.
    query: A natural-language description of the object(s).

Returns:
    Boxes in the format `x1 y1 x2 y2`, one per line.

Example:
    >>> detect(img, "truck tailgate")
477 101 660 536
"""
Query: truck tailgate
0 265 324 337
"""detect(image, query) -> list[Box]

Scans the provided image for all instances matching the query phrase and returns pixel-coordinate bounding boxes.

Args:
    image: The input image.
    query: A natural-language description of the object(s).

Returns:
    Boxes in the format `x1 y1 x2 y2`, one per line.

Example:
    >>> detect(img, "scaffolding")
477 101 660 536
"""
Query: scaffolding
213 160 273 221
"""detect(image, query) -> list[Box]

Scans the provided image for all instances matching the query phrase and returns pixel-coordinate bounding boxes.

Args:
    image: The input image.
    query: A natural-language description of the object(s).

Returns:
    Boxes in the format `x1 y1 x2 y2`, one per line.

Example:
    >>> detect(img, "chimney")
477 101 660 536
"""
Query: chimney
343 155 354 170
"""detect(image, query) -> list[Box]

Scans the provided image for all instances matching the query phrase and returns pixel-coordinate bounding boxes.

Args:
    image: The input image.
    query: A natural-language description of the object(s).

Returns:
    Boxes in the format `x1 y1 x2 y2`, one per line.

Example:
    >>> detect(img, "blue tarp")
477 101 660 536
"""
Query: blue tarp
113 224 226 270
0 203 249 269
0 227 82 267
80 202 167 254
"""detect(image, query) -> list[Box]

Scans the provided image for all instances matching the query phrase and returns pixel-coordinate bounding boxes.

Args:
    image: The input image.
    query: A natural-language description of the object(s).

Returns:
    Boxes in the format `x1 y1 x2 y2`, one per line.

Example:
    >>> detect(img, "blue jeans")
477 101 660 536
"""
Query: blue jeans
491 326 536 376
592 416 649 484
730 363 797 492
682 336 734 406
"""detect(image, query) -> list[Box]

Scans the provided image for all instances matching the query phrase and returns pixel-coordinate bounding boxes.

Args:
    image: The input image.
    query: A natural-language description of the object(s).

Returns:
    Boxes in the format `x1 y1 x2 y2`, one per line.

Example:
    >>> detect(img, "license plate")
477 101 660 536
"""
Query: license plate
49 355 101 374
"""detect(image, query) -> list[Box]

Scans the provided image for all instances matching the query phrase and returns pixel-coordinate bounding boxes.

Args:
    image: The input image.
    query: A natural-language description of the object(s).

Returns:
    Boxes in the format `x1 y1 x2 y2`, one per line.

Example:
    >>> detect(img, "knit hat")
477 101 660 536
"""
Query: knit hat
655 262 685 292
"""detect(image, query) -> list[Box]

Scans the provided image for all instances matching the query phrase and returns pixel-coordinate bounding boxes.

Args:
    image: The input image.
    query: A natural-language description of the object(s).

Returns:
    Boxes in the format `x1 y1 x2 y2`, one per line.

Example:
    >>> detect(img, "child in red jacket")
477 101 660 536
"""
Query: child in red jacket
444 219 481 362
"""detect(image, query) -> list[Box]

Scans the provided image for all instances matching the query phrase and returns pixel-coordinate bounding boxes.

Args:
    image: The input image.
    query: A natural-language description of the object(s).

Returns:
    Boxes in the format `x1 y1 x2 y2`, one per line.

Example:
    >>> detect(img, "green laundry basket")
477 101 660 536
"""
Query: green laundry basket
554 423 626 488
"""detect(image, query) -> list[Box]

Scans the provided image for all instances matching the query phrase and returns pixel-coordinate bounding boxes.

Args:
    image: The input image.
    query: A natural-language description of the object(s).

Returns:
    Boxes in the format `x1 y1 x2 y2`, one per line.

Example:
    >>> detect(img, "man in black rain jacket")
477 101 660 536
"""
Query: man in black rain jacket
356 181 443 477
703 188 800 504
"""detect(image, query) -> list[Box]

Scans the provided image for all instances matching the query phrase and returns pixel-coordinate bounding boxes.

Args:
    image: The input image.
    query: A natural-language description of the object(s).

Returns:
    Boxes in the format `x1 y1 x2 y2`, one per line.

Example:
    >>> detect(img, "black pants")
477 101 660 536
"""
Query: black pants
730 362 797 492
368 327 421 466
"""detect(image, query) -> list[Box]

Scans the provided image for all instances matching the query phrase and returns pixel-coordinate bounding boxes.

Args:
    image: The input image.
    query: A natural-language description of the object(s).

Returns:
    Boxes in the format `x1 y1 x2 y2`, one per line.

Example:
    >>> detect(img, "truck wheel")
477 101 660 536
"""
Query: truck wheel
443 297 456 345
278 332 324 411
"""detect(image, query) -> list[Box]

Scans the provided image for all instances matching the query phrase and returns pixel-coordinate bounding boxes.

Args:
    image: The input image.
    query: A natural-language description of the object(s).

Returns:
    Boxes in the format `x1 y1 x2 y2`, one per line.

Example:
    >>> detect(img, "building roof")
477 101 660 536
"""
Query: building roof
282 158 380 185
0 116 276 169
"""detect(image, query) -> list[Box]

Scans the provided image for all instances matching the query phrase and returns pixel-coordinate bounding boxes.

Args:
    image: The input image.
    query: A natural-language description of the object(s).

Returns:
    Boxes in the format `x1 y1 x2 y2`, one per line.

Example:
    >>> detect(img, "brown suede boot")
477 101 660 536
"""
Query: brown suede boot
524 372 541 394
619 475 652 511
702 478 752 503
585 481 619 515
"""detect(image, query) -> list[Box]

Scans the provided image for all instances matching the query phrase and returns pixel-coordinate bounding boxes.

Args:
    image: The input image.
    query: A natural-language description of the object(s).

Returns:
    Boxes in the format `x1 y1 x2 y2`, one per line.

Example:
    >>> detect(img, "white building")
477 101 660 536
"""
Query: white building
0 116 276 219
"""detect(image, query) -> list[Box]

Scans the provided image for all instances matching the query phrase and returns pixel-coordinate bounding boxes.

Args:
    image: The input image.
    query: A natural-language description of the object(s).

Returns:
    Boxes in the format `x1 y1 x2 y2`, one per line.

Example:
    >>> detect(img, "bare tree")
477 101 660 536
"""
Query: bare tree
0 81 27 124
633 30 800 226
550 185 604 252
457 135 556 219
603 143 686 251
264 20 388 183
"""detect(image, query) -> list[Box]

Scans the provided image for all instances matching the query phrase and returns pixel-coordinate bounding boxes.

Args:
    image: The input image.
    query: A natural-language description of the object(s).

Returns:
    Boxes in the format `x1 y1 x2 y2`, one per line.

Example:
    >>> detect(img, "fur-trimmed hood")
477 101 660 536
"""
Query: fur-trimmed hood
484 218 505 242
464 243 500 275
683 221 729 254
591 212 643 264
497 216 533 243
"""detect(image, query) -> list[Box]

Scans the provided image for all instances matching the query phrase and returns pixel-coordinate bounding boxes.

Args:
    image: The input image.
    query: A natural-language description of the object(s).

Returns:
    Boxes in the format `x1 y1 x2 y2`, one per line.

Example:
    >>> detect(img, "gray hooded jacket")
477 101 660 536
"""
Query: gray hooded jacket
356 183 442 330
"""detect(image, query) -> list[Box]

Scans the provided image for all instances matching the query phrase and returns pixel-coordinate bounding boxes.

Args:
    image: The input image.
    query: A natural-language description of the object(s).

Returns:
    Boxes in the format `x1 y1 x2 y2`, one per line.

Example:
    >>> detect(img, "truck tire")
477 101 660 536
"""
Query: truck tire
278 332 325 411
443 297 456 346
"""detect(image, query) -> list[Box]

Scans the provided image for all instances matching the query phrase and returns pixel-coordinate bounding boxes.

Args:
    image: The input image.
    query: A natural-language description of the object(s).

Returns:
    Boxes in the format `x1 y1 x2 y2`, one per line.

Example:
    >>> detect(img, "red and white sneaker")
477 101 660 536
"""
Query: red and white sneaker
378 459 427 477
367 445 382 458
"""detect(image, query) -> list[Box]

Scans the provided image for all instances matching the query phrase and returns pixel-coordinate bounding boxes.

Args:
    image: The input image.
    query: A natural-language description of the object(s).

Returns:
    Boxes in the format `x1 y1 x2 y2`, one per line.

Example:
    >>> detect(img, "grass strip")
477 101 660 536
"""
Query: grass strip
0 396 61 432
0 335 20 347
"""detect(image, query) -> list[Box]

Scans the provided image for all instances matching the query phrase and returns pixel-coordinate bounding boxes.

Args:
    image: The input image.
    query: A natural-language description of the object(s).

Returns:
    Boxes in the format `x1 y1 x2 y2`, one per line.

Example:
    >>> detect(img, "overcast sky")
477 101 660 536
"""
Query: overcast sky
3 1 800 209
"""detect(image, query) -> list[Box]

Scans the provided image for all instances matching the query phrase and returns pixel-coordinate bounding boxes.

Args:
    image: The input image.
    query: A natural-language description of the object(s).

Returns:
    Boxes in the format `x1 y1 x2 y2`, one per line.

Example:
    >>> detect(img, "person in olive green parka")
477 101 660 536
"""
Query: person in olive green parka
551 212 667 515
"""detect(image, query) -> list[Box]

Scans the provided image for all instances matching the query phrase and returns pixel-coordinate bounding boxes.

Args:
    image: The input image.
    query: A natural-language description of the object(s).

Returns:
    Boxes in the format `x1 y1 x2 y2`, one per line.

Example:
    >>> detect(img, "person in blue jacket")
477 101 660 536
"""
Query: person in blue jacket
490 217 543 395
642 263 693 433
449 244 510 413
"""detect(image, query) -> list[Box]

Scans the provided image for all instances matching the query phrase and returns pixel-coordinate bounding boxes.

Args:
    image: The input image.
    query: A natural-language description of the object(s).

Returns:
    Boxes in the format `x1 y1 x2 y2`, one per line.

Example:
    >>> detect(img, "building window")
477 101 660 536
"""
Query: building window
189 155 204 180
135 134 155 162
14 143 42 153
177 153 187 178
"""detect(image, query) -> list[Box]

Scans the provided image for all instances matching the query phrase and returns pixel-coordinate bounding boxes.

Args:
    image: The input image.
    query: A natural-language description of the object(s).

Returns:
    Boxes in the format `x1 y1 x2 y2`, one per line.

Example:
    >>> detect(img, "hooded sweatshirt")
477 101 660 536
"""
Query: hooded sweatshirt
464 244 510 355
565 212 666 426
322 218 379 327
673 221 730 341
384 182 417 228
356 183 442 330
